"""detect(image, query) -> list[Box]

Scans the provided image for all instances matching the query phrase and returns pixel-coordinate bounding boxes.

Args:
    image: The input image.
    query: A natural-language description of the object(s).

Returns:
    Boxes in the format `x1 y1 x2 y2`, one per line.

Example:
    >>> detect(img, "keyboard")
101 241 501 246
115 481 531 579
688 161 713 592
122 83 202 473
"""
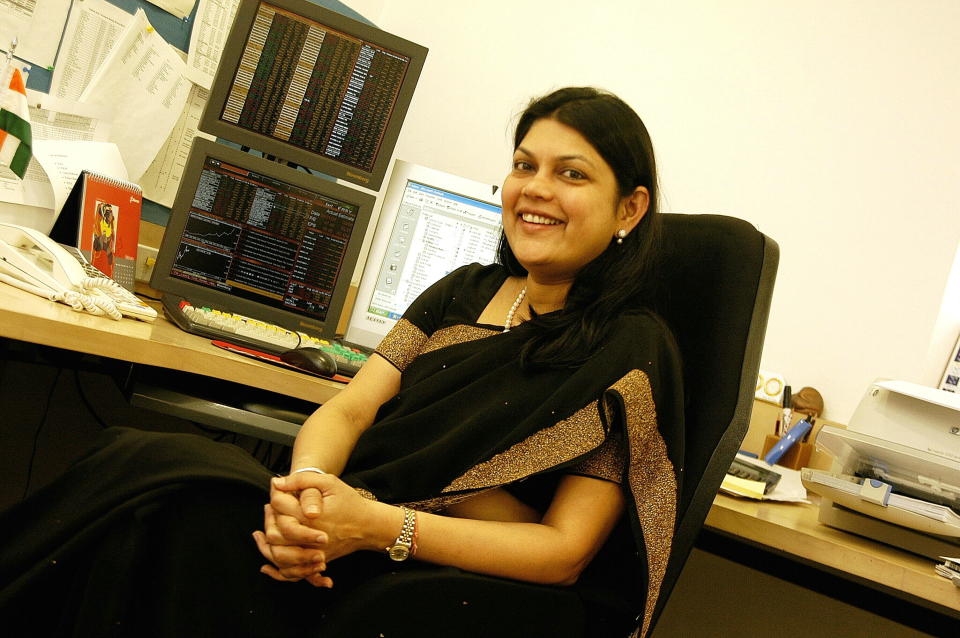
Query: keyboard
161 296 369 377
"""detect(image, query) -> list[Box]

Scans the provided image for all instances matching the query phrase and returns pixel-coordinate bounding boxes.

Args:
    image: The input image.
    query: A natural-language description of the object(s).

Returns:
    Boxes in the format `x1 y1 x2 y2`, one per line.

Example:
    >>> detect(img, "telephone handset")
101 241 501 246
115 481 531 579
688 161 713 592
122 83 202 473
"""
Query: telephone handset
0 222 156 321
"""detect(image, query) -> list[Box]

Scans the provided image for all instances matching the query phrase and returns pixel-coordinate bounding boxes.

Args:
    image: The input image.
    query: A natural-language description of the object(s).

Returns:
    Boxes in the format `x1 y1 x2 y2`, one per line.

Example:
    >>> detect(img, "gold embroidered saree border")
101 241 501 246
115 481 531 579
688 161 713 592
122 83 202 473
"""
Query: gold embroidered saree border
607 370 677 638
441 399 606 493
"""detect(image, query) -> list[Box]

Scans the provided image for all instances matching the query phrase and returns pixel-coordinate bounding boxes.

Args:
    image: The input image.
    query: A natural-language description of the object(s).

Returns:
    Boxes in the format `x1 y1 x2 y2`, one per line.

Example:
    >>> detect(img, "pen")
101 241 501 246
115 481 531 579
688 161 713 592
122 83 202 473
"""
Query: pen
781 385 792 435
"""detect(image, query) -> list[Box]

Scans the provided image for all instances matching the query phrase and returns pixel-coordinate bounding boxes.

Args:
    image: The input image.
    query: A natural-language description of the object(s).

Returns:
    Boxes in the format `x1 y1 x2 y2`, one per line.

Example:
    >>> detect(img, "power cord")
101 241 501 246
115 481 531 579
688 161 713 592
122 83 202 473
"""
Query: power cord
74 369 111 429
22 368 62 500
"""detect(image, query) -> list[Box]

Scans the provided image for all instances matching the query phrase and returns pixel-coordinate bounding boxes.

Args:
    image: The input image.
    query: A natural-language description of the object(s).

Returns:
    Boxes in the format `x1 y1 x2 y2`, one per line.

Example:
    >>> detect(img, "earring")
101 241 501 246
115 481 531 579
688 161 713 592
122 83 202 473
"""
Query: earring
615 229 627 245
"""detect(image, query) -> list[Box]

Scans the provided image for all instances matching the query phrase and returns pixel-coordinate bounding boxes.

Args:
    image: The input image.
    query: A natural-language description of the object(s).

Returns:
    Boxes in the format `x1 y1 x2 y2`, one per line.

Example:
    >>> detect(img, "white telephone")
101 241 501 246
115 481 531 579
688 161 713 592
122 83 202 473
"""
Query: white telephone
0 222 156 321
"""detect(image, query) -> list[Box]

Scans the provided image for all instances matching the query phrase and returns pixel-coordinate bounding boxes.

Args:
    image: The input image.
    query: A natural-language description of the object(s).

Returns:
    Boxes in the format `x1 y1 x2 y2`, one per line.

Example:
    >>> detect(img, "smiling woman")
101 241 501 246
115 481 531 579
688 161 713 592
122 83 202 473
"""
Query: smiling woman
502 118 638 282
0 87 683 638
497 87 662 371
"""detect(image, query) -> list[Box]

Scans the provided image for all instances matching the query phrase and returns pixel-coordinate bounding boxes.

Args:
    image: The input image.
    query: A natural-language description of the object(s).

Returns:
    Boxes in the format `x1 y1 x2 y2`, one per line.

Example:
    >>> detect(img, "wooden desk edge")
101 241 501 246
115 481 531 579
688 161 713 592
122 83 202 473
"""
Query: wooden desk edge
705 494 960 615
0 286 344 405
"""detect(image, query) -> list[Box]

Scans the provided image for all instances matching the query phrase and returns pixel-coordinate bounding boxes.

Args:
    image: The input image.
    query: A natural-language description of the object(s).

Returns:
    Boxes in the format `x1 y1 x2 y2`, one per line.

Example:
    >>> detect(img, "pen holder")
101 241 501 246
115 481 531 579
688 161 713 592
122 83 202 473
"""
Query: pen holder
761 434 813 470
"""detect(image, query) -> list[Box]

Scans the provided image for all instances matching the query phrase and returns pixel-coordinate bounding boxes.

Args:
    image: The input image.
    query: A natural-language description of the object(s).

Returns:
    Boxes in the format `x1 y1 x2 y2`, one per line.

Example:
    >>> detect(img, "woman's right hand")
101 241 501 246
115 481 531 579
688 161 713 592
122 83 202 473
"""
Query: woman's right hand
253 513 331 587
252 481 333 586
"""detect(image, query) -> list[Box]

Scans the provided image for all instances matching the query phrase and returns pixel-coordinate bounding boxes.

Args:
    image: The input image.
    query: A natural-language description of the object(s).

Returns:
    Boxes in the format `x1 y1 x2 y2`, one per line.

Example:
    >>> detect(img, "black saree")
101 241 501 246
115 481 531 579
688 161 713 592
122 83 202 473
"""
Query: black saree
0 263 684 638
340 263 686 637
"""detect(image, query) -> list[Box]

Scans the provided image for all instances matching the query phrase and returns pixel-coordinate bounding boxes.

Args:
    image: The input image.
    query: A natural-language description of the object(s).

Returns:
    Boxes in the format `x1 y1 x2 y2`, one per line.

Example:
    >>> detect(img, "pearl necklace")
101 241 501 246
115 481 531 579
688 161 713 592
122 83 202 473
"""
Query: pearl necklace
503 286 527 332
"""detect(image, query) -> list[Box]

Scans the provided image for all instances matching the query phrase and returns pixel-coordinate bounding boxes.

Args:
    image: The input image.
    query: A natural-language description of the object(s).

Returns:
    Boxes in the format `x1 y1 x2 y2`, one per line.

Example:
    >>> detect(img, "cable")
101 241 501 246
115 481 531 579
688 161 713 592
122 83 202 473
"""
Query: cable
23 368 63 500
74 369 111 429
136 290 162 302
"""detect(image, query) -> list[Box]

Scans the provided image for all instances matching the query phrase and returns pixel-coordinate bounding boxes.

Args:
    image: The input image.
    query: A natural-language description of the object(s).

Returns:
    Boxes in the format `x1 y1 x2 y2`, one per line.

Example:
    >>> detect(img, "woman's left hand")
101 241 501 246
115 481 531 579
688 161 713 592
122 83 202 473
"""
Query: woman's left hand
262 472 388 565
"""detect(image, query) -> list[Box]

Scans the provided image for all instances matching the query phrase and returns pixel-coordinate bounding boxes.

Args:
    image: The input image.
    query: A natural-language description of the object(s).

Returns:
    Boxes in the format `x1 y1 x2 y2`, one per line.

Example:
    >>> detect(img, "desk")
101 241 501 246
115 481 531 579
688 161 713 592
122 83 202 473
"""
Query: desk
704 493 960 621
0 282 344 406
3 283 959 627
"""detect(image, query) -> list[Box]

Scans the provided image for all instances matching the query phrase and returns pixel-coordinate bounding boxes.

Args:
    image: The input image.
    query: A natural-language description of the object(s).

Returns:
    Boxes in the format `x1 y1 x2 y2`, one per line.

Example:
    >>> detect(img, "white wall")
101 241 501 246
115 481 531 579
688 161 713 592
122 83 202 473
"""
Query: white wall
345 0 960 422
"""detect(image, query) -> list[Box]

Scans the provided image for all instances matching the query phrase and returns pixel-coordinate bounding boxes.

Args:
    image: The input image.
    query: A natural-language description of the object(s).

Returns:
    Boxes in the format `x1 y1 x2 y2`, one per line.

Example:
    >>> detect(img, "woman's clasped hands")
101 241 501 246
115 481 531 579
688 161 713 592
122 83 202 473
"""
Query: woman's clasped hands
253 471 380 588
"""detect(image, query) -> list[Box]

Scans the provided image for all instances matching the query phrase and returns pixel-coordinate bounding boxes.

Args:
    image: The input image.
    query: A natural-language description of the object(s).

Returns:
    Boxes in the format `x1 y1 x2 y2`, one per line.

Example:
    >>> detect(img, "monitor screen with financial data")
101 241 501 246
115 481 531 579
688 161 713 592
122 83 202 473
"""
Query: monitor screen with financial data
345 159 503 350
151 138 375 339
199 0 428 191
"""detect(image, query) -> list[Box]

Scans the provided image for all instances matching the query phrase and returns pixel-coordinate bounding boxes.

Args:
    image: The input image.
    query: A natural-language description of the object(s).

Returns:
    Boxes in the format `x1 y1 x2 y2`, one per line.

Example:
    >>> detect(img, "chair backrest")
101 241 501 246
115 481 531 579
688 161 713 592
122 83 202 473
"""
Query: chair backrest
647 213 779 630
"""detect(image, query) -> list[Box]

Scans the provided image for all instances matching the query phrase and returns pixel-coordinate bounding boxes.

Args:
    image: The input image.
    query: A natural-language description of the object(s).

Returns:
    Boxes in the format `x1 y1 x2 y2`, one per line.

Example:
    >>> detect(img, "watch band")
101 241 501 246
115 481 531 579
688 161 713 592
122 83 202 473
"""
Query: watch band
386 506 417 561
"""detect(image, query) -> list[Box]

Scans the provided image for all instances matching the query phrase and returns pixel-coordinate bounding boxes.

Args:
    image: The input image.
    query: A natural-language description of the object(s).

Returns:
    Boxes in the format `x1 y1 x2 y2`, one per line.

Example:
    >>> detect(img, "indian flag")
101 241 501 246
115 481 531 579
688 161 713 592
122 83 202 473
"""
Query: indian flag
0 61 31 179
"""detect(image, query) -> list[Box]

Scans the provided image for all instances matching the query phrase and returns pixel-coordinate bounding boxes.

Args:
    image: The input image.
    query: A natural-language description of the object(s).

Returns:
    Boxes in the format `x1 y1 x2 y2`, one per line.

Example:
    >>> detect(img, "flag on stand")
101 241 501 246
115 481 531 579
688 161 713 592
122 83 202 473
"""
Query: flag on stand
0 60 31 179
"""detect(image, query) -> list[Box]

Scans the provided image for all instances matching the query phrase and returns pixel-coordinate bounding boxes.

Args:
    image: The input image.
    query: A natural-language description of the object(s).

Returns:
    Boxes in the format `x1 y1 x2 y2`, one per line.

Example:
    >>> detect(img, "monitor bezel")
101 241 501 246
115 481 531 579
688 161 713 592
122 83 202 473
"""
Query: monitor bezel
151 137 376 340
344 158 503 350
198 0 428 192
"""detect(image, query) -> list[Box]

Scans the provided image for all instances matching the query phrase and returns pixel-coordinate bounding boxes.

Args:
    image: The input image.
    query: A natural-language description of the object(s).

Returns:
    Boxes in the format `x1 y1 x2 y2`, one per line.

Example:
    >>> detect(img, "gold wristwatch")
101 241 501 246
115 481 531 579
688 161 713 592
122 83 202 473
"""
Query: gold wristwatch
386 506 416 561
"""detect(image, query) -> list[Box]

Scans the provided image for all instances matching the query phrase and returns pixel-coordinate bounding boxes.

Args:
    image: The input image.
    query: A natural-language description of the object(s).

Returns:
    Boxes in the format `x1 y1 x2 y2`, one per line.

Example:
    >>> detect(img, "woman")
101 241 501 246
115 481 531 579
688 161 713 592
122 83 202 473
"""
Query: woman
0 87 683 638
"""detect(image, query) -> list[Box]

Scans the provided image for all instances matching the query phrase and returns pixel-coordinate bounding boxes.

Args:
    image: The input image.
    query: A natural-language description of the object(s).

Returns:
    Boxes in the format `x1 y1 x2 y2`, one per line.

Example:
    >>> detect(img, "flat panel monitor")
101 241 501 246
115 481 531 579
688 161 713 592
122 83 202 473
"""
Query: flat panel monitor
345 159 503 350
199 0 428 191
151 138 375 339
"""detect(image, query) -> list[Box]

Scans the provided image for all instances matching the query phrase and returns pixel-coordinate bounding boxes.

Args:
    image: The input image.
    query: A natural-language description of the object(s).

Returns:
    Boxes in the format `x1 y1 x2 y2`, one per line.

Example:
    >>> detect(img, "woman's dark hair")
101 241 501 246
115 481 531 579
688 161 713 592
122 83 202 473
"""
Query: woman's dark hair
498 87 661 370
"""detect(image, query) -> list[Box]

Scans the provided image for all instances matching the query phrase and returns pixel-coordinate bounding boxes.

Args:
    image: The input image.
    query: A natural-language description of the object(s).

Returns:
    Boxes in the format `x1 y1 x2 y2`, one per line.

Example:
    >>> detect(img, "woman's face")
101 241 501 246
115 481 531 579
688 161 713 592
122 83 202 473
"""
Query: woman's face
501 118 640 284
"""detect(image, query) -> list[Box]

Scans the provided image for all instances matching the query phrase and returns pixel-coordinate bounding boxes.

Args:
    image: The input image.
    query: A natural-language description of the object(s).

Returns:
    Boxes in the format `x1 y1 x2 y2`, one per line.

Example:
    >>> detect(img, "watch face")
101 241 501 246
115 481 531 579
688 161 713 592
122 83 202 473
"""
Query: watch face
388 545 410 561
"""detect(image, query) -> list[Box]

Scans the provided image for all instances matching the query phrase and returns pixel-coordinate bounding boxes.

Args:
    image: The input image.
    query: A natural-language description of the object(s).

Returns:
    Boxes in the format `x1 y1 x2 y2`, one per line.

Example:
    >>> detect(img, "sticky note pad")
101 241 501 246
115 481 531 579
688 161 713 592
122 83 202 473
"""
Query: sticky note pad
720 475 767 500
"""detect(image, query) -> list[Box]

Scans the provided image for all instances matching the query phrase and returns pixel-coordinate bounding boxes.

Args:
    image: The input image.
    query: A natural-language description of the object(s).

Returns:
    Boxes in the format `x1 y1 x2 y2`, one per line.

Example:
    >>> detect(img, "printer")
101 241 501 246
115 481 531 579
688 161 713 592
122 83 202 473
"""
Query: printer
801 379 960 559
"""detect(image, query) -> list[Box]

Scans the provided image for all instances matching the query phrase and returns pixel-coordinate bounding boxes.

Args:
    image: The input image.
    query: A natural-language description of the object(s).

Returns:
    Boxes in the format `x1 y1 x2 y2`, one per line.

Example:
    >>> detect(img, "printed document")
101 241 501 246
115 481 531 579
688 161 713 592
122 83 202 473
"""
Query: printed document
0 140 126 233
140 83 214 207
80 10 191 182
0 0 70 68
26 90 112 142
149 0 198 20
32 139 127 216
186 0 241 89
0 157 54 210
50 0 133 102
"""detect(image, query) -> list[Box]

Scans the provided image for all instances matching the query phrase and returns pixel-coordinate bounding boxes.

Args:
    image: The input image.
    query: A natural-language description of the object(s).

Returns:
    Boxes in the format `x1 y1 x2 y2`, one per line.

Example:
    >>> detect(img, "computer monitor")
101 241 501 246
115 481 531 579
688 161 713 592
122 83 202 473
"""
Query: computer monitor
151 138 375 339
199 0 428 191
344 159 503 350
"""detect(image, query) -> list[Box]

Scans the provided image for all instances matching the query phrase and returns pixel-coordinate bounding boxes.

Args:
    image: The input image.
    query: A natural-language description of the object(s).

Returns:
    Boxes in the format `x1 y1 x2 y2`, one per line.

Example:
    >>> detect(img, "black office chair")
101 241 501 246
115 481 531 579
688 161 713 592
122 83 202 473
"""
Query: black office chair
314 213 779 637
646 213 778 632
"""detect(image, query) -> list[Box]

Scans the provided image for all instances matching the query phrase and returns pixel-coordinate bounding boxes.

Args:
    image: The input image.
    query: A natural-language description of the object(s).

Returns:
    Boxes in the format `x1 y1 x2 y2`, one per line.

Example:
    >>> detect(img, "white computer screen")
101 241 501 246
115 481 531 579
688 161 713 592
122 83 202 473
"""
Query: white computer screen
345 159 502 349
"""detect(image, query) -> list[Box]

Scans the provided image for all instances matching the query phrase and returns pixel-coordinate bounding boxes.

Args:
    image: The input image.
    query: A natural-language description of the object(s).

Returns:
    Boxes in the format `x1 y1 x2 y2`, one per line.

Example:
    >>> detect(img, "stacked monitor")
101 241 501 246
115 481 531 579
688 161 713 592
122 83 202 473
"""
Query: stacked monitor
345 160 502 350
151 139 374 338
151 0 428 340
199 0 427 191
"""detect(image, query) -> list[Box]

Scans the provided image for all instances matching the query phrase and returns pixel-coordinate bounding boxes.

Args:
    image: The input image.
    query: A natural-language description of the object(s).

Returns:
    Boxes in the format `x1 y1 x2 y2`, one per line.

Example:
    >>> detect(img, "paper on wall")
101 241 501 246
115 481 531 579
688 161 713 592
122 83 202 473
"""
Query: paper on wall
0 139 126 233
50 0 133 102
147 0 199 20
79 10 191 183
0 0 71 69
0 201 56 234
0 157 55 210
26 90 113 142
32 139 127 215
185 0 241 89
140 83 214 207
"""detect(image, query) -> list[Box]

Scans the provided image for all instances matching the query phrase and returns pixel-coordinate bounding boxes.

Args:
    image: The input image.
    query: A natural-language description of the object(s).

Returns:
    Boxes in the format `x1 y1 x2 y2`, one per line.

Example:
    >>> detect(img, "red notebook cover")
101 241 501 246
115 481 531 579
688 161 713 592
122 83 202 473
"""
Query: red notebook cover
51 170 142 290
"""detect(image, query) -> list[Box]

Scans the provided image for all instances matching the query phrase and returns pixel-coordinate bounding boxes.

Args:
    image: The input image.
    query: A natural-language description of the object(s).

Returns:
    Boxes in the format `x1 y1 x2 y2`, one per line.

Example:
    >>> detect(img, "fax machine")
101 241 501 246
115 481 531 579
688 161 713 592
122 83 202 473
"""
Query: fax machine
801 380 960 559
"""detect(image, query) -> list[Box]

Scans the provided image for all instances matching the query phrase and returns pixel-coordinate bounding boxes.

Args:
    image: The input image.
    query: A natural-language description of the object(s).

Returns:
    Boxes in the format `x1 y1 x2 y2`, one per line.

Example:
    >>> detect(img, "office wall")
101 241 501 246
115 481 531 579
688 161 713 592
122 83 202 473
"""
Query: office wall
346 0 960 422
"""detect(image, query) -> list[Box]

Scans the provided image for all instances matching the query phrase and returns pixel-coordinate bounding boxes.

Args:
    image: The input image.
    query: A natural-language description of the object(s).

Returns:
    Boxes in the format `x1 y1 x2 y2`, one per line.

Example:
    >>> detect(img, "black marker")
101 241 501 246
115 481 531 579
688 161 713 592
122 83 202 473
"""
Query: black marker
781 385 793 435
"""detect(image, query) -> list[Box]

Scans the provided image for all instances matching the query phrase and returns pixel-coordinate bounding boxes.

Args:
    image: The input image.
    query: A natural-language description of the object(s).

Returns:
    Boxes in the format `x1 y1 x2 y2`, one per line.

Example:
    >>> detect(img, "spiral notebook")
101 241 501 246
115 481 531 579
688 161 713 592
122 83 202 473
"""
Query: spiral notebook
50 170 143 290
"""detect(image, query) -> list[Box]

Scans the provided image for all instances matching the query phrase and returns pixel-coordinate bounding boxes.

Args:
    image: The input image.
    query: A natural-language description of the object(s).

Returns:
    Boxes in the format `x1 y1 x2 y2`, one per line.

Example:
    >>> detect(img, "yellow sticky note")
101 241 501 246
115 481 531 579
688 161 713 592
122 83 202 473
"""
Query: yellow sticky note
720 474 767 500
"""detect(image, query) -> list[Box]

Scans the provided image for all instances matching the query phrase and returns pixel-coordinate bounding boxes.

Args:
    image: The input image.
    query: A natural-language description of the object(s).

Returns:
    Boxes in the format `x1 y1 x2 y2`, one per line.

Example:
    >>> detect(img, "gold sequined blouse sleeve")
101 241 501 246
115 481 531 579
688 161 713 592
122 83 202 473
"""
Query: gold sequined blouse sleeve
374 318 428 372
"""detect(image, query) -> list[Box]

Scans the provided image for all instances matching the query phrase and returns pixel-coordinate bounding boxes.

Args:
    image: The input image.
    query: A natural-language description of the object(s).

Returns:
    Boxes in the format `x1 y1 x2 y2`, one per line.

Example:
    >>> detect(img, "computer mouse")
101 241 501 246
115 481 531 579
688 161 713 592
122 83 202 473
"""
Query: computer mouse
278 347 338 377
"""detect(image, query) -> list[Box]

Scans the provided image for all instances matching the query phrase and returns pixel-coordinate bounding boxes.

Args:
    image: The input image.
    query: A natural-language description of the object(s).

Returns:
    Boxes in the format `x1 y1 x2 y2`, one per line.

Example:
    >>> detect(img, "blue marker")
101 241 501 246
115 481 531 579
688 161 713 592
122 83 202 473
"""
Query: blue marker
763 418 812 466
